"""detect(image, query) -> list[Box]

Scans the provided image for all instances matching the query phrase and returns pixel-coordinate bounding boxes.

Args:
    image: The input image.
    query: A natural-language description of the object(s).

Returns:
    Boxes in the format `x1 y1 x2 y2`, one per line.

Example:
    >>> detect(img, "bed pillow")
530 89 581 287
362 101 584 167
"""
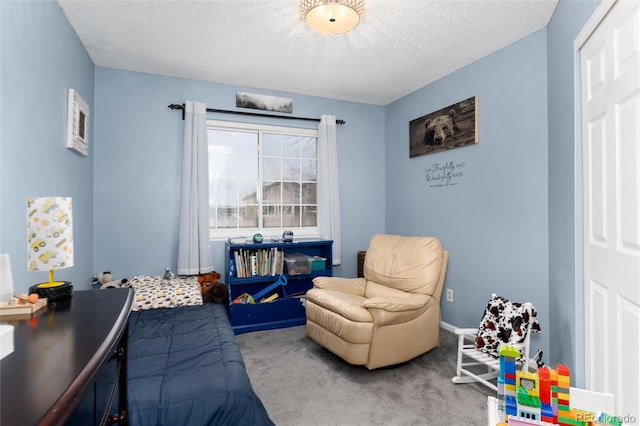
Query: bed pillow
126 275 203 311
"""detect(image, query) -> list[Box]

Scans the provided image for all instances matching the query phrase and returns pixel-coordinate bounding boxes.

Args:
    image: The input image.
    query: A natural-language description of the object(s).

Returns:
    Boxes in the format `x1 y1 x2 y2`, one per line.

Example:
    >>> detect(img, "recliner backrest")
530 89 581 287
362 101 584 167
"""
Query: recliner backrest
362 234 445 296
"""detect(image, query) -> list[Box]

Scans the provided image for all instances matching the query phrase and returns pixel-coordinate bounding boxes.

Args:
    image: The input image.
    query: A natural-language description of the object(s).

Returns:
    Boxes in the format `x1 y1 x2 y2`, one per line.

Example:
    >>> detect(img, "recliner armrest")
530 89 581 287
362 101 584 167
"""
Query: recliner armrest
311 276 366 296
362 296 427 312
364 295 433 326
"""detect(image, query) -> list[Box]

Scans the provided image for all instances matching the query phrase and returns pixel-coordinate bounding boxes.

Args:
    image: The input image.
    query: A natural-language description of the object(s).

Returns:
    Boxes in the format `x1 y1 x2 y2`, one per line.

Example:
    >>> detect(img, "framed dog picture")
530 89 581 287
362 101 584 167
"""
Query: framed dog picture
409 96 478 158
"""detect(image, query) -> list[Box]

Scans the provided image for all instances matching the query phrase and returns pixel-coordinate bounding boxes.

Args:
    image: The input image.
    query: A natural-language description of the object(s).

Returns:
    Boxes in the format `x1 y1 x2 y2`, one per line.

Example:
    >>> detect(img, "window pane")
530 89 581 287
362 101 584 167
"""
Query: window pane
239 180 258 205
211 177 238 204
282 182 300 204
302 206 317 227
213 158 257 182
239 206 258 228
282 158 301 181
300 137 316 158
263 134 281 156
263 182 281 204
263 157 281 181
283 136 300 158
301 183 316 204
216 206 237 229
263 205 281 228
302 159 316 181
209 129 259 230
209 130 257 179
282 205 300 227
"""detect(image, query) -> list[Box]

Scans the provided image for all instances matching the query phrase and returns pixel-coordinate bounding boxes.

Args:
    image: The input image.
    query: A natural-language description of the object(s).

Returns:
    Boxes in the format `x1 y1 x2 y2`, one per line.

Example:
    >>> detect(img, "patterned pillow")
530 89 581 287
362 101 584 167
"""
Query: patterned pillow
126 275 203 311
474 294 541 359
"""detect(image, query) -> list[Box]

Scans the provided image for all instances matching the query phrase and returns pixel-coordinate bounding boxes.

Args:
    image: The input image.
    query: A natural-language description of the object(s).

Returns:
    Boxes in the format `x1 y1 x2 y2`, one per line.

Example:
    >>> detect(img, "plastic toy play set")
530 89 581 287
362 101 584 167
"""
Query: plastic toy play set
494 346 621 426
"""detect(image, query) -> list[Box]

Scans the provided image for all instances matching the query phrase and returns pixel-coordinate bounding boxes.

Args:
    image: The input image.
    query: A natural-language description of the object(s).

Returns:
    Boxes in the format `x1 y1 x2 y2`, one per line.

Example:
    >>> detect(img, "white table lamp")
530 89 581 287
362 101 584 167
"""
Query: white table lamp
26 197 74 293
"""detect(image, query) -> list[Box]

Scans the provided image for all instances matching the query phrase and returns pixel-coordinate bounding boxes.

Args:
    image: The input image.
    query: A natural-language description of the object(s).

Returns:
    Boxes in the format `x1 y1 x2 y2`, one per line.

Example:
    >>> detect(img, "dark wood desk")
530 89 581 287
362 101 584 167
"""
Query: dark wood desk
1 289 133 426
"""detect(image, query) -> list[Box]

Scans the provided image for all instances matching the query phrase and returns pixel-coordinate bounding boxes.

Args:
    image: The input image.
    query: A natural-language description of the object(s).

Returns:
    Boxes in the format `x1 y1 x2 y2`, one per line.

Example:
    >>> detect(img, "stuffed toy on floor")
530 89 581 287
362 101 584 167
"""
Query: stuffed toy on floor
197 271 227 304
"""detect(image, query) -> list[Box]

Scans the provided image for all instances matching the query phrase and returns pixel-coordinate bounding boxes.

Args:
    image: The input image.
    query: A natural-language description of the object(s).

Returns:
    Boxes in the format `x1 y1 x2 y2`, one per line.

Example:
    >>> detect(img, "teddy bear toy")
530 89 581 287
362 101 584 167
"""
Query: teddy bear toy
93 271 129 289
197 271 220 287
197 271 227 303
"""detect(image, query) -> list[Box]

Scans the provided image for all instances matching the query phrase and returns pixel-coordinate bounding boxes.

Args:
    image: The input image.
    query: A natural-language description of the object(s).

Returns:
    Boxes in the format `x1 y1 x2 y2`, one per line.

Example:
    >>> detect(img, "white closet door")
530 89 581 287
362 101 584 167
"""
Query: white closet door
581 0 640 422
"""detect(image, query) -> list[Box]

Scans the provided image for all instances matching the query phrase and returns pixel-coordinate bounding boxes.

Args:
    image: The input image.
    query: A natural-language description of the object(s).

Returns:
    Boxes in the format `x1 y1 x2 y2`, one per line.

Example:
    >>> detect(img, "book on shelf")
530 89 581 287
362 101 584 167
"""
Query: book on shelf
0 297 47 317
250 253 258 276
233 247 284 278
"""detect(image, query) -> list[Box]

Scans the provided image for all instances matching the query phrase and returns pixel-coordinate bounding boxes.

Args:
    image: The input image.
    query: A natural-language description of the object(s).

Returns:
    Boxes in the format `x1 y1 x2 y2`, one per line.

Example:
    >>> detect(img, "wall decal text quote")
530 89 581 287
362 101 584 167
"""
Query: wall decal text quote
424 161 466 187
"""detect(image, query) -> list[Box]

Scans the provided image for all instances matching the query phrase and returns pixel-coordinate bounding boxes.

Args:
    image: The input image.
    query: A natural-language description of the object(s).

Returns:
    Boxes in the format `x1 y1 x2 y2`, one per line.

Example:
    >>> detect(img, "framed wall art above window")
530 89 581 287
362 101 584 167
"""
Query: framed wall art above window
66 88 89 156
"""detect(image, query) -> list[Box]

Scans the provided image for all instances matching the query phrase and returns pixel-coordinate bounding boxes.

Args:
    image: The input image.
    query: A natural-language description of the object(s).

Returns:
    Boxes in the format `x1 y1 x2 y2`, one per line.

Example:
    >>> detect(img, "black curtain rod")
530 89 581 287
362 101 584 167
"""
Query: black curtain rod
168 103 345 125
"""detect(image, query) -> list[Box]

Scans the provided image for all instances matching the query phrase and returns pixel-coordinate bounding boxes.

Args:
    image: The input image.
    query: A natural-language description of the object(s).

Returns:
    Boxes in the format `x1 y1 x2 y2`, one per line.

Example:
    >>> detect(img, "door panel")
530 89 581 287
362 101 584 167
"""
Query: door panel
581 0 640 421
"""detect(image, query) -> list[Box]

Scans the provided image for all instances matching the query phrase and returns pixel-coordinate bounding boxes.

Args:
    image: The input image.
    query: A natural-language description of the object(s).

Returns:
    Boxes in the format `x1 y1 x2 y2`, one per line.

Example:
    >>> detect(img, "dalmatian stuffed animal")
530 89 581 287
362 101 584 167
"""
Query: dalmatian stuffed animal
93 271 129 289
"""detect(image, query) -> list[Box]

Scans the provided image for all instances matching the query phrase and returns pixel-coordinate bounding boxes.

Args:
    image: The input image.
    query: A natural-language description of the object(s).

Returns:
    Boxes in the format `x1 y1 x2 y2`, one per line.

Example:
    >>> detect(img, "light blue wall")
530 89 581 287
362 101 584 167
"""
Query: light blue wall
0 1 95 293
93 68 386 280
0 0 604 381
547 0 600 384
385 30 550 357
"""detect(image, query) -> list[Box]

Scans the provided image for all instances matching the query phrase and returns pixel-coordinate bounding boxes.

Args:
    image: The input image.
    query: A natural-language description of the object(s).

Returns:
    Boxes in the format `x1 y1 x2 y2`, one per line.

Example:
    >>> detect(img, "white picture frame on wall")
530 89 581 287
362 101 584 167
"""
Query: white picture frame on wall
236 92 293 113
66 88 89 156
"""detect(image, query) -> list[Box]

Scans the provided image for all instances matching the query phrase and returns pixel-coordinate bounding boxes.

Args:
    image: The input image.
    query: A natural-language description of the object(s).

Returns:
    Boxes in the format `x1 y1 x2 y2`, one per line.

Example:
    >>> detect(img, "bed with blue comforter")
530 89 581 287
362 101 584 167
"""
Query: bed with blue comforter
127 302 274 426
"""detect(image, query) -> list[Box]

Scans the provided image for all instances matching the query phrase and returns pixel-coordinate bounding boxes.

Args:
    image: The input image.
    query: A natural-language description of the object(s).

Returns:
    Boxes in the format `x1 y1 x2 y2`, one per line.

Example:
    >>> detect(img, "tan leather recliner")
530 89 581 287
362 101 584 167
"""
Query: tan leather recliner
305 234 448 369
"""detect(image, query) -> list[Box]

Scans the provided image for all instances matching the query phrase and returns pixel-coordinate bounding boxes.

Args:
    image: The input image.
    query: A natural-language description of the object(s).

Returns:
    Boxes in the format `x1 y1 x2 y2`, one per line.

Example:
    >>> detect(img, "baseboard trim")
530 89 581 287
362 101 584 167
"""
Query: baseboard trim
440 321 456 333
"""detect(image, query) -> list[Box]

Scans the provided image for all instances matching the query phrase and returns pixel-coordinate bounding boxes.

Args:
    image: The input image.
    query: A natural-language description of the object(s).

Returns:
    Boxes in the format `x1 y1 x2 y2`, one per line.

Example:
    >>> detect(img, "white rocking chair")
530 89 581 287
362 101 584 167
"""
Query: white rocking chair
451 293 541 391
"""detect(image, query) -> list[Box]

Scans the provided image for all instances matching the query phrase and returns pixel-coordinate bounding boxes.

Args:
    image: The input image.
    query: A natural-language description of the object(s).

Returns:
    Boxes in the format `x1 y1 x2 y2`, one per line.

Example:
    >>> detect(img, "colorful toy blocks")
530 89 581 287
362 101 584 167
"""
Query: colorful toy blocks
494 350 621 426
537 367 555 423
516 370 541 421
498 345 521 420
556 365 572 425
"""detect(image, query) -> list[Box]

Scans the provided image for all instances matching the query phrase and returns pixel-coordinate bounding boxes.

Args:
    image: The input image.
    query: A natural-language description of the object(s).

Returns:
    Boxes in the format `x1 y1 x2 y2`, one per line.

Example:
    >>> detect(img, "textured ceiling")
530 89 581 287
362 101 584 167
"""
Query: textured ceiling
58 0 558 106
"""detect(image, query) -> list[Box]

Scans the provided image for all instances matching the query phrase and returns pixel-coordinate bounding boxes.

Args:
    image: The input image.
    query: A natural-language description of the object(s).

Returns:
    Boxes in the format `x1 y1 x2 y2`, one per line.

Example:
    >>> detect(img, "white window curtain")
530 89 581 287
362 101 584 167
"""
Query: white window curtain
317 114 341 265
177 101 213 275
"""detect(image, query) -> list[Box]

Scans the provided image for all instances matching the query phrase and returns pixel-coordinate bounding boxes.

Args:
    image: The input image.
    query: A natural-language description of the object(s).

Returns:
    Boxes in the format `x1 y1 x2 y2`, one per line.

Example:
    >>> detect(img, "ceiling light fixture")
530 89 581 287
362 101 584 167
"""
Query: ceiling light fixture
300 0 365 34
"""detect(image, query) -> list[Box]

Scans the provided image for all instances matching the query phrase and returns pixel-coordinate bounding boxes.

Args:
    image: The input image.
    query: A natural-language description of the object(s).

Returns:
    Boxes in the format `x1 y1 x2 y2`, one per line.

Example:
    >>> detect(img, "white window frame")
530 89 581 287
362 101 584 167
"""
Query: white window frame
207 119 320 241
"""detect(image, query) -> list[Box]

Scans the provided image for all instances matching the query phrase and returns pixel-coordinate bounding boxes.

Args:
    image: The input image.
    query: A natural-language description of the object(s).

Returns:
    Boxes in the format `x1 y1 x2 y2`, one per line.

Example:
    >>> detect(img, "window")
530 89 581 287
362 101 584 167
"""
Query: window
207 120 319 240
